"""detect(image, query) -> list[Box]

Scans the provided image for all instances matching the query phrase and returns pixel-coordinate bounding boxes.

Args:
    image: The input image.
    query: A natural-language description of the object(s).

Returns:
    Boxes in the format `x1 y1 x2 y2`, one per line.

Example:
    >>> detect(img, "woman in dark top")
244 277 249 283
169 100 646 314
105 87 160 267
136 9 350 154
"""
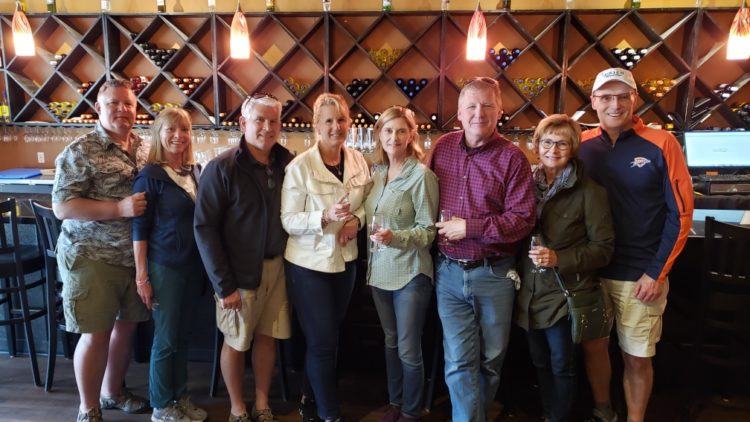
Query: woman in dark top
515 114 614 422
132 108 206 422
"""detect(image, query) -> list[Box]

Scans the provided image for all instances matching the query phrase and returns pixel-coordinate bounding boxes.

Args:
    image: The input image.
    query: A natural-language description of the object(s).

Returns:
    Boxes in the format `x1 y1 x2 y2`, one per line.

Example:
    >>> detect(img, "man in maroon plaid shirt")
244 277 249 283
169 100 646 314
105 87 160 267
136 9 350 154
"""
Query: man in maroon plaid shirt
431 77 536 421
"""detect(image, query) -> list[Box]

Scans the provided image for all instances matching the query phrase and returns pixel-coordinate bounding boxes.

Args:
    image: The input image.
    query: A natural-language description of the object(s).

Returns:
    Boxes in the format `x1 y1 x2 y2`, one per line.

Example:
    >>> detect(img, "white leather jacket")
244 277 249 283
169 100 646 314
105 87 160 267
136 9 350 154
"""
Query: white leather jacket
281 144 372 273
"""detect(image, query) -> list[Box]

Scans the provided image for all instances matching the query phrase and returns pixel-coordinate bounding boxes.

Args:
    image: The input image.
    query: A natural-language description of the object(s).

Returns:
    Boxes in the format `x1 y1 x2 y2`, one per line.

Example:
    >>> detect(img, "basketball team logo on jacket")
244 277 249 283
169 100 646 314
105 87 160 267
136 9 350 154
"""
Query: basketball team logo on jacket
630 157 651 168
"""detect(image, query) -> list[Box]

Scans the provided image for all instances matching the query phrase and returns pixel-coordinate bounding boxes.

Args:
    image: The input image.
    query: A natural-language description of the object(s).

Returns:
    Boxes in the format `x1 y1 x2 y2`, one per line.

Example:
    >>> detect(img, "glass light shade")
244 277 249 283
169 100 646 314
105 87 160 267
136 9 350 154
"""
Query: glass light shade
12 8 35 57
728 0 750 60
230 9 251 59
466 4 487 61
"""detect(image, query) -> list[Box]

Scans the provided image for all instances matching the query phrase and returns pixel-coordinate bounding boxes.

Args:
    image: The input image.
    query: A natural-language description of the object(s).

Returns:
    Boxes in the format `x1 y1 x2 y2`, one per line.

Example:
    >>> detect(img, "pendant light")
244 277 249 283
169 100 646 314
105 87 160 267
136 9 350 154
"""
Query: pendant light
466 1 487 61
12 1 35 57
230 1 250 59
728 0 750 60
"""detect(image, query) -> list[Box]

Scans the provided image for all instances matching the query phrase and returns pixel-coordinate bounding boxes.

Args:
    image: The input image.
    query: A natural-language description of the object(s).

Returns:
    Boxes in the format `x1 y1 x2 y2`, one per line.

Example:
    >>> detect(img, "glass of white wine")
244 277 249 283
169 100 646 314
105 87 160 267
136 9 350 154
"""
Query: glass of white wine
439 209 452 245
530 234 546 273
370 213 387 252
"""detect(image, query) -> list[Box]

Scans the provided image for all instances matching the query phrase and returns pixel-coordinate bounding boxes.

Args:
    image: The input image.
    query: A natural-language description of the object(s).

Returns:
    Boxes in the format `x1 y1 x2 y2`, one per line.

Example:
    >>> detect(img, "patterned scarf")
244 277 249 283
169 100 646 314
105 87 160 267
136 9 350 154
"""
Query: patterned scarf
533 161 574 221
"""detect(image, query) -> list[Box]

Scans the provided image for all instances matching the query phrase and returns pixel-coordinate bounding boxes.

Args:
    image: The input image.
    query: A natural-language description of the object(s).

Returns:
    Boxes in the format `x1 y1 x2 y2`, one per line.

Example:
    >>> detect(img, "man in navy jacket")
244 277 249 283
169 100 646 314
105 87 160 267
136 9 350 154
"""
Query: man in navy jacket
194 94 293 422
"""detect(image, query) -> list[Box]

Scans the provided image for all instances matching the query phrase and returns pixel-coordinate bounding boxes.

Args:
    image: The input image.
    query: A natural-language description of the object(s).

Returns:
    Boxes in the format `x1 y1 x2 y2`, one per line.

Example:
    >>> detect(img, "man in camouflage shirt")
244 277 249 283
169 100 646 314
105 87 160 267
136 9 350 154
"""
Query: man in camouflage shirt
53 79 150 422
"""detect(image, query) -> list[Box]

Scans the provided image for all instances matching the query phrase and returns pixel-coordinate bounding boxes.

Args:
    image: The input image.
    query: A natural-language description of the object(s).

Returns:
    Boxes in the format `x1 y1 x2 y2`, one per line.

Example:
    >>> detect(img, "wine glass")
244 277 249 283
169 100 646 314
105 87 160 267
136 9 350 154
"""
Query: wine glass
509 133 519 148
439 209 452 245
370 213 387 252
423 132 432 150
530 234 546 273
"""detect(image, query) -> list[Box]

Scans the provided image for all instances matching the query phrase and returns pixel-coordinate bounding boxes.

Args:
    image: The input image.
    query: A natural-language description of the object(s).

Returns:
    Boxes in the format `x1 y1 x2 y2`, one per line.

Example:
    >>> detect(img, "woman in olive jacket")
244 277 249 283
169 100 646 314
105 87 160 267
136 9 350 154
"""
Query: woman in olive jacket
515 114 615 422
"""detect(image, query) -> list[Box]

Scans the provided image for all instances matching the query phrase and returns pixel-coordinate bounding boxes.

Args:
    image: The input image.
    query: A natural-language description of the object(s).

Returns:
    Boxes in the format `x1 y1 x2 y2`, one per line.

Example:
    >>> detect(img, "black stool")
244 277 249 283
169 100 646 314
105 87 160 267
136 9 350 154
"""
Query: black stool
0 198 46 387
30 199 77 391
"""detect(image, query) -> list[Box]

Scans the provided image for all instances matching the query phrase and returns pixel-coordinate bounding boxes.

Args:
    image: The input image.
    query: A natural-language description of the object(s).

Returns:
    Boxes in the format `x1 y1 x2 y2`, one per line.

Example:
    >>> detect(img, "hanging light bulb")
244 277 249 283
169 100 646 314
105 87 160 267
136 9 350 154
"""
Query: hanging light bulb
12 1 35 57
728 0 750 60
466 1 487 61
230 2 251 59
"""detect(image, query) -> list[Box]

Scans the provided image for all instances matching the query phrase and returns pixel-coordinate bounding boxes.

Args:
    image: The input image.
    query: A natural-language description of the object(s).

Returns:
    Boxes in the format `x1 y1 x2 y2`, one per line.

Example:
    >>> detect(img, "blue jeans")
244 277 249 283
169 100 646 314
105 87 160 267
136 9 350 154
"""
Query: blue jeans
371 274 433 418
285 260 356 420
148 261 203 409
526 317 577 422
435 256 516 422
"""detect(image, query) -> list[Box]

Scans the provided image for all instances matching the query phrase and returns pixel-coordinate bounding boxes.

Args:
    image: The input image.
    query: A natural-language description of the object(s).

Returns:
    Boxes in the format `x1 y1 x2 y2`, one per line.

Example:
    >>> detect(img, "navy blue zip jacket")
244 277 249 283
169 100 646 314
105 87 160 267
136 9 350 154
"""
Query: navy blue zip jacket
580 117 694 283
132 164 202 269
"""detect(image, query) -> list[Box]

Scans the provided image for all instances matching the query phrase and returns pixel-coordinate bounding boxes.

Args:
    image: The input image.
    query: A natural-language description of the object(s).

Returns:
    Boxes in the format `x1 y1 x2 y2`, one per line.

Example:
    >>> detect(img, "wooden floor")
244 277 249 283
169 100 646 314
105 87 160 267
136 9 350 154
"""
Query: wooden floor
1 353 749 421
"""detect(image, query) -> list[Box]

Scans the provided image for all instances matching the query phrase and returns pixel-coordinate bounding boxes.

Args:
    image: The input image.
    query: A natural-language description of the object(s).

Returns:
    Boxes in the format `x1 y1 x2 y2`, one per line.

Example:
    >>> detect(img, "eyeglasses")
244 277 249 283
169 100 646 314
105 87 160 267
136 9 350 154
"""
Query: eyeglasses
592 93 633 104
242 92 281 118
251 92 278 100
242 92 279 109
539 139 571 151
467 76 500 87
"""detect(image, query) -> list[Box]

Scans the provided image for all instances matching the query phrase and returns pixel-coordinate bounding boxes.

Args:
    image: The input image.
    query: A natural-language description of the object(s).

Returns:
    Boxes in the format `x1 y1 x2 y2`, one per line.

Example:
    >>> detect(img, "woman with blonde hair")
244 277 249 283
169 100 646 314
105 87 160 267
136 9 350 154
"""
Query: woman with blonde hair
364 106 438 422
133 108 207 422
281 93 371 422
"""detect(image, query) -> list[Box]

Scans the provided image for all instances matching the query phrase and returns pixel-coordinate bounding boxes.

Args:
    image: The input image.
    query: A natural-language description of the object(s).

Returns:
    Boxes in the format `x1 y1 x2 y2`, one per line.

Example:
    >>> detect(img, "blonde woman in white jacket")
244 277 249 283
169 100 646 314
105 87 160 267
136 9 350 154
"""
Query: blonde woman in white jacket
281 93 371 422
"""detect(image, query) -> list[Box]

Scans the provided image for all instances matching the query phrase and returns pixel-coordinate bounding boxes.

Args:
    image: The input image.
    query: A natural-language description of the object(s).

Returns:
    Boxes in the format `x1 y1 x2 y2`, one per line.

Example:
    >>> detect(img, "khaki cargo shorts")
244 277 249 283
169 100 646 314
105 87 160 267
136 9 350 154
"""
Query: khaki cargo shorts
216 256 291 352
57 253 149 333
601 277 669 358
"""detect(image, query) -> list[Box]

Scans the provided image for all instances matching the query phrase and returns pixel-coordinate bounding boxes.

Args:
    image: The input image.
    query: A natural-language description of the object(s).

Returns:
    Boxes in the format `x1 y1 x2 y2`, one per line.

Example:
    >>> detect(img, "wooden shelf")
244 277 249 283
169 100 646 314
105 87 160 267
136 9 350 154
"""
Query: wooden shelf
0 9 748 132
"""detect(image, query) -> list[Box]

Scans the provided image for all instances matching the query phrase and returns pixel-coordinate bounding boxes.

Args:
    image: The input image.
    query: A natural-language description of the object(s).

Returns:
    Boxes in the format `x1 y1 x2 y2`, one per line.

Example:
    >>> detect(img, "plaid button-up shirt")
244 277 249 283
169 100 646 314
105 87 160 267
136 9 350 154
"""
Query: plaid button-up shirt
430 130 536 260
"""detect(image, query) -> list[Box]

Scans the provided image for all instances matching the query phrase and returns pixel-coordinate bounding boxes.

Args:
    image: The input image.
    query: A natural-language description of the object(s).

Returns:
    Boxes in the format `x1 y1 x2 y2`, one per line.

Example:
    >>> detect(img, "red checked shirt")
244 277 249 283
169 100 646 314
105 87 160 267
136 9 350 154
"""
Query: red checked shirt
430 130 536 260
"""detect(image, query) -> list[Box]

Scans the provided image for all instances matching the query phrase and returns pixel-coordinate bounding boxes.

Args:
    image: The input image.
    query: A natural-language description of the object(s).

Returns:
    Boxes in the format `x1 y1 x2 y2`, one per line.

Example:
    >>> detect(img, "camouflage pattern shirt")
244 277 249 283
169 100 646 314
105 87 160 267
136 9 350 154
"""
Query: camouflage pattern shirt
52 123 149 267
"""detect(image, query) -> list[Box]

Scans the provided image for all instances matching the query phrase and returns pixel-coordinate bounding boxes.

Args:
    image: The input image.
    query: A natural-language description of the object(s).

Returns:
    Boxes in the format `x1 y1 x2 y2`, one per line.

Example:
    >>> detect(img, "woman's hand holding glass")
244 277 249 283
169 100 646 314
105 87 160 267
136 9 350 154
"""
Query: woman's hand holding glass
324 193 352 223
528 234 557 273
370 214 392 252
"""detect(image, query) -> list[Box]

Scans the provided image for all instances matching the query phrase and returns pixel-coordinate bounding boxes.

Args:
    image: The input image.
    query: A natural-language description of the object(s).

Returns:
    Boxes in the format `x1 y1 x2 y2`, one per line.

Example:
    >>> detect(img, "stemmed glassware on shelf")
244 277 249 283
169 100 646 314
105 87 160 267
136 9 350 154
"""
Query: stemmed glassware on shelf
346 127 356 149
278 132 288 146
364 127 374 153
423 132 432 150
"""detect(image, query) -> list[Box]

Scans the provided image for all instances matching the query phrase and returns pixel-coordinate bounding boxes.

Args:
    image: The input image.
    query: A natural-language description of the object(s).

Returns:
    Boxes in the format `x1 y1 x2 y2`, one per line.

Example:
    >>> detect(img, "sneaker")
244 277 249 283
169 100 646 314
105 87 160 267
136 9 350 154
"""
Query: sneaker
77 408 103 422
100 388 148 413
151 404 190 422
228 412 251 422
250 406 277 422
584 408 619 422
299 397 321 422
379 404 401 422
176 395 207 422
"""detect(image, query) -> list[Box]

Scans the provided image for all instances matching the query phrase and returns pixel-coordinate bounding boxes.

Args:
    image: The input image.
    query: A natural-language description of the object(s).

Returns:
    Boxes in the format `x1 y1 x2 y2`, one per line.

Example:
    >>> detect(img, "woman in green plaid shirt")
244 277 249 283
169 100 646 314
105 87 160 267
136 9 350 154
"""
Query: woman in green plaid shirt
364 106 439 422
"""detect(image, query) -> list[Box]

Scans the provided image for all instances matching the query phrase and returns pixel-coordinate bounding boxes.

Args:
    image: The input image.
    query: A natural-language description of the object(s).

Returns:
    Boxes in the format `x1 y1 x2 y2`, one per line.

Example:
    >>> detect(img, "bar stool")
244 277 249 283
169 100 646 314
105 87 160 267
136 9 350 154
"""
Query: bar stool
209 327 289 401
0 198 46 387
684 217 750 419
30 199 77 391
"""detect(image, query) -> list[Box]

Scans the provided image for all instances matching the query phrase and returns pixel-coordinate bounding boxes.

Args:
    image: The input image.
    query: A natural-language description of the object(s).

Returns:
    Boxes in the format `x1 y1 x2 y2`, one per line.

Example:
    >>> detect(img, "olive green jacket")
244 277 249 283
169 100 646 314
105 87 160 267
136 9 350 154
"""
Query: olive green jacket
515 159 615 331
